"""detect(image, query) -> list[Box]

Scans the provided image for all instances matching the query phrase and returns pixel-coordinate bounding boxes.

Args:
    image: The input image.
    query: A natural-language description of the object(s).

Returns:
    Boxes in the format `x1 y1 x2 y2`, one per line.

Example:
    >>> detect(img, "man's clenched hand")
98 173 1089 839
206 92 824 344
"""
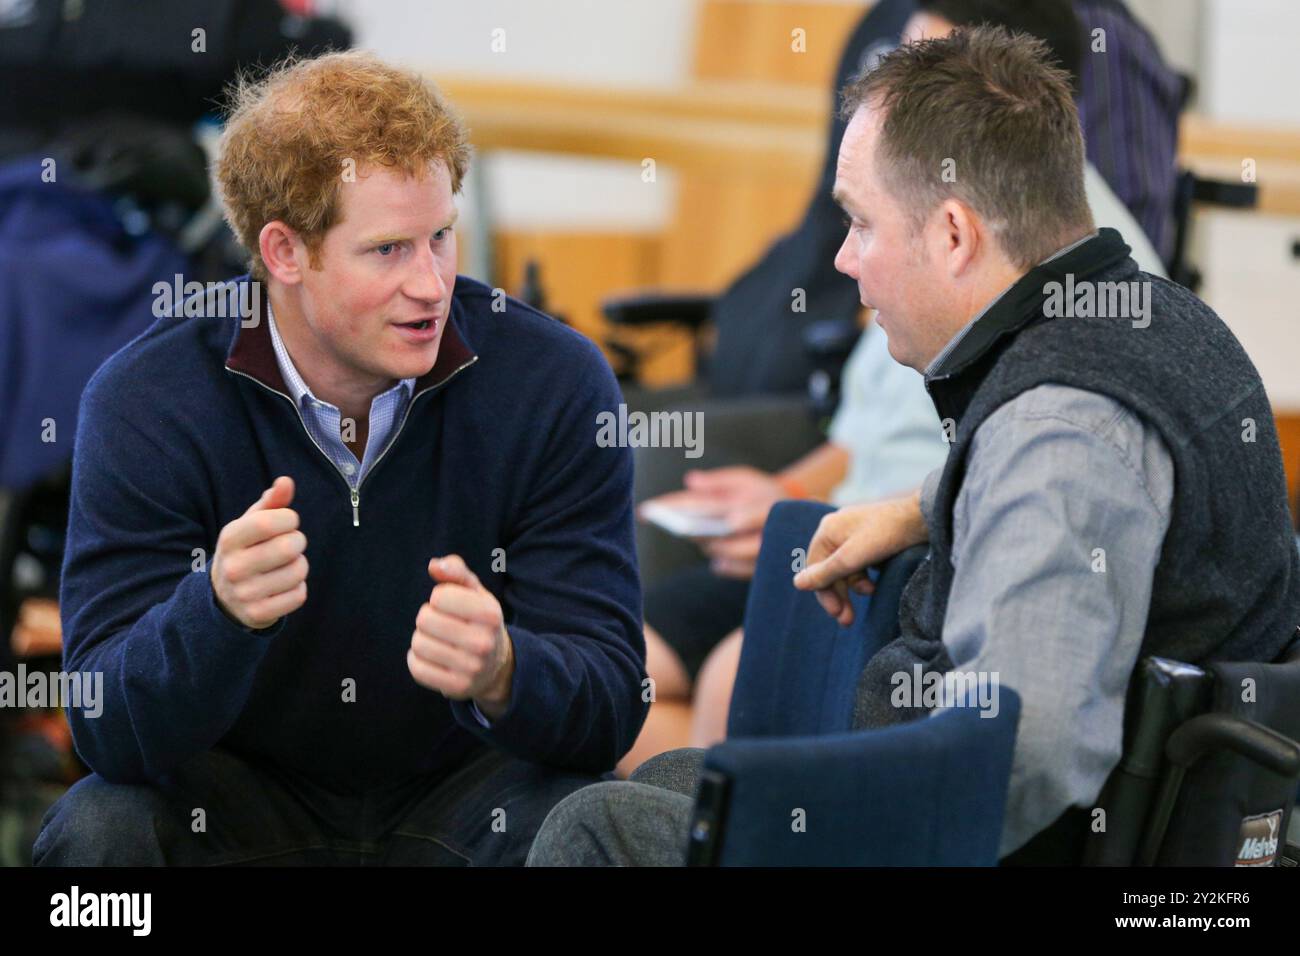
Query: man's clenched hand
407 554 515 720
210 476 308 630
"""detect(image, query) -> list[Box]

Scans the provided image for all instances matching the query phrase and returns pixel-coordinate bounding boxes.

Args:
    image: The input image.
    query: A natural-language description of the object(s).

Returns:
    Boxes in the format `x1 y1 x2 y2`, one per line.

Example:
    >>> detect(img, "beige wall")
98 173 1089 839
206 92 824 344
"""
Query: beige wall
337 0 1300 407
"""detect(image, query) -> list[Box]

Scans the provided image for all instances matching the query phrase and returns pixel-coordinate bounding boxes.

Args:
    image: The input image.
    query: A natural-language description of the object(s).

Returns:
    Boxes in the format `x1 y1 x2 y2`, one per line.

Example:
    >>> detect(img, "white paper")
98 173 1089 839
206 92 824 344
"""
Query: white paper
639 501 734 539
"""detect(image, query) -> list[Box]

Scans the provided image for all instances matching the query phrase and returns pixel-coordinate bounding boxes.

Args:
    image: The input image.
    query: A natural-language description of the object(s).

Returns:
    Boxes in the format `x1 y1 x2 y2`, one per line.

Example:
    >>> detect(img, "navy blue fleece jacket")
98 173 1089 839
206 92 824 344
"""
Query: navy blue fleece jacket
60 275 646 790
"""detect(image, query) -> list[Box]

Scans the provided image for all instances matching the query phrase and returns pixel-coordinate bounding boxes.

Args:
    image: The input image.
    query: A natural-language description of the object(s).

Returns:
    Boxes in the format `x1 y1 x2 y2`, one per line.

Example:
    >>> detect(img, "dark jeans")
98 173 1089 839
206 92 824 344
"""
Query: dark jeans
33 745 606 866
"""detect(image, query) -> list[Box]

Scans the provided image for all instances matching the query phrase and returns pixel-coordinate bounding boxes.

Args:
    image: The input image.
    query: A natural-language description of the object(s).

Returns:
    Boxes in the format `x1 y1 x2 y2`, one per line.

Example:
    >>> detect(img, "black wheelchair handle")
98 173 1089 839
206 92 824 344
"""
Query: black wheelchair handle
1165 712 1300 778
601 293 715 328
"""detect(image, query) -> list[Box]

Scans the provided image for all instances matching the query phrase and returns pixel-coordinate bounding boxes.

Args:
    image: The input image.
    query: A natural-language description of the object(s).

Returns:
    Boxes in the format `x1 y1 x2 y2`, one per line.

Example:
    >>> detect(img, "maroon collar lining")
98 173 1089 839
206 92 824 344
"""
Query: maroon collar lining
224 280 477 398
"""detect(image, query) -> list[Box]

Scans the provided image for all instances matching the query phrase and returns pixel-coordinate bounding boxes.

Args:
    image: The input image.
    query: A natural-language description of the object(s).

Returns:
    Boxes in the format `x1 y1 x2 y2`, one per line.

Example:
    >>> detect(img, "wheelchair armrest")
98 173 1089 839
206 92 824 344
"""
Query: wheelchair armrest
1190 176 1258 210
1138 712 1300 865
601 292 715 329
1166 712 1300 777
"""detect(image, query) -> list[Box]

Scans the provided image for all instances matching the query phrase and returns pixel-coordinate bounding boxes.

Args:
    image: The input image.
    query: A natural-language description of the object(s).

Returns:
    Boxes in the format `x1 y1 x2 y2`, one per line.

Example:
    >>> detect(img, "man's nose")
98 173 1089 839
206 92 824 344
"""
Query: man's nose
405 244 448 302
834 232 856 277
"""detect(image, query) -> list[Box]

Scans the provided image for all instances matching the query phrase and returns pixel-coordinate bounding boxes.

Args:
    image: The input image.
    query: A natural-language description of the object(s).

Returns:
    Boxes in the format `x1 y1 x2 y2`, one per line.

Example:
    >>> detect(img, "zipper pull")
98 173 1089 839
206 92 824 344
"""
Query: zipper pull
350 488 360 527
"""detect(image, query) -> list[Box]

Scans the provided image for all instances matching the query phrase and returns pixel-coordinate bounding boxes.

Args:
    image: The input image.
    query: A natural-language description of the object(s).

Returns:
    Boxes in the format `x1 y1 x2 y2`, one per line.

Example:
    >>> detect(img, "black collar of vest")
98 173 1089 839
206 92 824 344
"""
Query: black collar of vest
926 227 1134 386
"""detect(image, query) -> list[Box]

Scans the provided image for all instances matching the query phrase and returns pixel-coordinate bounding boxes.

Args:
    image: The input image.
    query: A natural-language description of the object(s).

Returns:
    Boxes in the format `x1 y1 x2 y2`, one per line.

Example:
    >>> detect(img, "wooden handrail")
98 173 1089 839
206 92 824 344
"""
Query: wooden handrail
434 75 823 178
435 76 829 128
435 74 1300 214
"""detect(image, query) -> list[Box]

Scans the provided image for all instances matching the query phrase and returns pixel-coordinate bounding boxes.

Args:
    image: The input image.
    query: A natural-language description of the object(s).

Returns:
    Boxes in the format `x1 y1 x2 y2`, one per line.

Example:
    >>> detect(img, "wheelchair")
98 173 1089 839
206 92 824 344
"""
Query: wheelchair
667 501 1300 866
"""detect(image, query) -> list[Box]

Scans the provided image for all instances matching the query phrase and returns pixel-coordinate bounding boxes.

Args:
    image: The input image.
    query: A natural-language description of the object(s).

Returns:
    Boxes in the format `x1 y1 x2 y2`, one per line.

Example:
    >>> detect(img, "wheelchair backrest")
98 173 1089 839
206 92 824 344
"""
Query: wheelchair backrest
1085 640 1300 866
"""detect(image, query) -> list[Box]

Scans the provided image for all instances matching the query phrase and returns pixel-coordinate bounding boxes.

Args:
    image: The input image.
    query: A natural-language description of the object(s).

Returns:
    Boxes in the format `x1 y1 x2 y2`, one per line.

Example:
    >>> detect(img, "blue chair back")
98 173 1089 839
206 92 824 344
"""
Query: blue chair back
705 694 1022 865
692 499 1021 865
727 500 927 738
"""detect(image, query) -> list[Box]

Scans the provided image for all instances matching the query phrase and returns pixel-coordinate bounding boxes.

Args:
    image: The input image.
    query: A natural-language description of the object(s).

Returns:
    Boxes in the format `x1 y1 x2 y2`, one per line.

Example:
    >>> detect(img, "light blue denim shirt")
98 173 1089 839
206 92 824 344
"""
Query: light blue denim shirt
267 300 493 729
266 300 414 491
918 237 1176 857
827 320 949 506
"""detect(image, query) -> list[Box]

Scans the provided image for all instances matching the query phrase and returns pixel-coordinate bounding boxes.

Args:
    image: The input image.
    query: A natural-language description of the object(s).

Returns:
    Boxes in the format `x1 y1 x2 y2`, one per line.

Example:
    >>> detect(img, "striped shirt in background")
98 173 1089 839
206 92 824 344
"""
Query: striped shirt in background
1074 0 1186 264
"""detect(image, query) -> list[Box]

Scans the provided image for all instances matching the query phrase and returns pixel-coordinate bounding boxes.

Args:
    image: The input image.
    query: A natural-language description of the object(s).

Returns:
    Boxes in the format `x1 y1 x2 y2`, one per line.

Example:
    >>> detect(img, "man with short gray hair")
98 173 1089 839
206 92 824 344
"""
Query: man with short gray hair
527 26 1299 865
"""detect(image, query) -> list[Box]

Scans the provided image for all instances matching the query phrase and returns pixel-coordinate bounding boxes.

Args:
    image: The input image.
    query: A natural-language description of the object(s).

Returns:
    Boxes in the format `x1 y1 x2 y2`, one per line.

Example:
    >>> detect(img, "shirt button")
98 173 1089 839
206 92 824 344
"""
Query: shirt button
343 463 356 476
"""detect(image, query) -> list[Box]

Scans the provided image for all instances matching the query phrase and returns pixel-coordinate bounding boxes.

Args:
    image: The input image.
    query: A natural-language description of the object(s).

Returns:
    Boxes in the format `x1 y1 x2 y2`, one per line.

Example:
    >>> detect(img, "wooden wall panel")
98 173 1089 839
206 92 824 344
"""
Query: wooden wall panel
693 0 869 88
492 231 697 386
659 170 817 290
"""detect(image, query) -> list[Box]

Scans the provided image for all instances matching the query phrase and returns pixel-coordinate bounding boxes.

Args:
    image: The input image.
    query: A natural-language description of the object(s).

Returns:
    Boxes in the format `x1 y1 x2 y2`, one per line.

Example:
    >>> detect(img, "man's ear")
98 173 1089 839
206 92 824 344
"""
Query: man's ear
259 221 305 285
938 198 980 279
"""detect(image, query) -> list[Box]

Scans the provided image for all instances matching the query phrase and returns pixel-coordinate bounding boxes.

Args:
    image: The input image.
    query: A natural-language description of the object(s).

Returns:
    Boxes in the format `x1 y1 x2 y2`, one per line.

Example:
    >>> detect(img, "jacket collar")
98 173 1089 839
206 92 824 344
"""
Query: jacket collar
224 277 477 399
925 227 1134 385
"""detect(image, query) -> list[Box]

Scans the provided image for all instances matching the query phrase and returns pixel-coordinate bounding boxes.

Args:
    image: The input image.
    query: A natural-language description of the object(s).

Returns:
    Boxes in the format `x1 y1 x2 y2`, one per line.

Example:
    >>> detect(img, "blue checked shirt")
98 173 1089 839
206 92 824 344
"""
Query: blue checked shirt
267 300 414 490
267 301 494 728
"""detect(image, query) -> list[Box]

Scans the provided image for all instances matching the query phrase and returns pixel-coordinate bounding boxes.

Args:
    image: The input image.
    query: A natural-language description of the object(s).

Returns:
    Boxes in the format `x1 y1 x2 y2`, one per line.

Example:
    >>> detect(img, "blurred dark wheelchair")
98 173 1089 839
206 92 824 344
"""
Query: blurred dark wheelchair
0 0 354 864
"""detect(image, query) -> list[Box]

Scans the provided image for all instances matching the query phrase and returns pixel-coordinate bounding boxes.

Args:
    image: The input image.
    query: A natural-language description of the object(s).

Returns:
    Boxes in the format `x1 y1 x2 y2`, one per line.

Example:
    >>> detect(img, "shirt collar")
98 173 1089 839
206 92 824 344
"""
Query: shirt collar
266 297 415 409
923 230 1101 379
225 276 477 401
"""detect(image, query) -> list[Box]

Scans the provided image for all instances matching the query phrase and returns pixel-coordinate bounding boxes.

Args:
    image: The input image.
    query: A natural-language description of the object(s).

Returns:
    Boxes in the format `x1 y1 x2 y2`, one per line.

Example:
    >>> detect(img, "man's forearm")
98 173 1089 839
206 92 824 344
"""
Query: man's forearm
898 485 929 548
778 442 851 500
63 570 277 783
451 621 645 773
869 485 931 555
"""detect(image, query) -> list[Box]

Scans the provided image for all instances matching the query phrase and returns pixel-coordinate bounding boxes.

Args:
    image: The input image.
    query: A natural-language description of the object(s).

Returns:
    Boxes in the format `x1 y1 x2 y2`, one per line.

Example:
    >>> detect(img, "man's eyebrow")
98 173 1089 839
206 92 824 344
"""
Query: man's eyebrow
361 212 459 245
831 188 858 216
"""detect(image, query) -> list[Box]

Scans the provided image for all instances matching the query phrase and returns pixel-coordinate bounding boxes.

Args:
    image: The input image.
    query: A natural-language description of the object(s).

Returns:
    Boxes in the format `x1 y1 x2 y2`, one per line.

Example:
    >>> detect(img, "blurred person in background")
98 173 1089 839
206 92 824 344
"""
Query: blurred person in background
0 0 350 866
